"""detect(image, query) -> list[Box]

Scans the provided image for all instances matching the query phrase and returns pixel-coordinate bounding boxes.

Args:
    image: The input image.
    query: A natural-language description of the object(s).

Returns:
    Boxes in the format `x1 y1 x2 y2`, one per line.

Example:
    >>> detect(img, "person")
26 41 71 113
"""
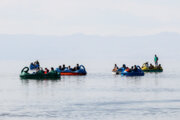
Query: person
44 68 49 74
145 62 149 68
130 66 134 71
39 68 44 73
62 64 66 71
113 64 118 72
154 55 159 66
149 64 154 69
125 67 130 72
76 64 80 70
68 66 72 70
122 64 126 69
58 65 62 70
36 67 40 72
157 64 162 70
30 62 35 69
36 60 40 66
133 65 138 72
51 67 54 72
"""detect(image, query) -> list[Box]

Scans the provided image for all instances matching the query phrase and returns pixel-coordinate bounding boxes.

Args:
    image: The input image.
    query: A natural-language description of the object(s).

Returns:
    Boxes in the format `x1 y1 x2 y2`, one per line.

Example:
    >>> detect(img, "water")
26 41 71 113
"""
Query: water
0 61 180 120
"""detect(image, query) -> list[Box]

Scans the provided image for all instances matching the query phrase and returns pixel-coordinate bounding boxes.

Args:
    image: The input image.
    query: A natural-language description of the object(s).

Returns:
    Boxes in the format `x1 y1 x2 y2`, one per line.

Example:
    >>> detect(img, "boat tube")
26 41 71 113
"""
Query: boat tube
121 66 144 76
56 65 87 75
20 67 60 79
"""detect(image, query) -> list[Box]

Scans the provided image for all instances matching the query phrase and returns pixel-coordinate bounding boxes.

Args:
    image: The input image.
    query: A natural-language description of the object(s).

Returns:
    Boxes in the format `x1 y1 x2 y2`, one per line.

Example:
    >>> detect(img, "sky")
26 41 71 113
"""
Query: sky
0 0 180 36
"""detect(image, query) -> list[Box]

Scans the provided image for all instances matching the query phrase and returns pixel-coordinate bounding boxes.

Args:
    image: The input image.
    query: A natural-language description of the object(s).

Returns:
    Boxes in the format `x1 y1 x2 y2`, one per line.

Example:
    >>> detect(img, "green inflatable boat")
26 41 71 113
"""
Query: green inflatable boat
20 67 60 79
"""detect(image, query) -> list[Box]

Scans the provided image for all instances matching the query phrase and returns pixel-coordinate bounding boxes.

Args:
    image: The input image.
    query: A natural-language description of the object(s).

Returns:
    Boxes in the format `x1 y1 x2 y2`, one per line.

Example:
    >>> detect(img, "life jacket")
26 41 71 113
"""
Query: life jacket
125 68 130 72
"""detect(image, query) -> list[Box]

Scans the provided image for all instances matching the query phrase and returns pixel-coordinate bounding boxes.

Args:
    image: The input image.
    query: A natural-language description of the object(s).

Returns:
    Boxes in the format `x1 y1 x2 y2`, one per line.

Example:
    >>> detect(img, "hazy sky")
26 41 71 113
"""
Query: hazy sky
0 0 179 36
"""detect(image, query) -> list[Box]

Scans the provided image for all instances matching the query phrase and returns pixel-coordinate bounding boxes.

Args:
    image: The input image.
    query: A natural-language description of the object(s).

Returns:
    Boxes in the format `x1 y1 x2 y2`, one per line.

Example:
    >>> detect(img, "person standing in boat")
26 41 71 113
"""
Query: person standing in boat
154 55 159 66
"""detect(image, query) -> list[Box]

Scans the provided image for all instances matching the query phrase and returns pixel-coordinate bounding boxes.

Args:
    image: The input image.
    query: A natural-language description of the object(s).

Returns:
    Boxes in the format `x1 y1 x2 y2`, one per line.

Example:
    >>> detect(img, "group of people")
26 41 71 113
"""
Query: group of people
143 62 162 69
30 61 82 74
113 55 162 72
36 67 55 74
143 55 162 69
58 64 80 71
30 60 40 69
113 64 139 72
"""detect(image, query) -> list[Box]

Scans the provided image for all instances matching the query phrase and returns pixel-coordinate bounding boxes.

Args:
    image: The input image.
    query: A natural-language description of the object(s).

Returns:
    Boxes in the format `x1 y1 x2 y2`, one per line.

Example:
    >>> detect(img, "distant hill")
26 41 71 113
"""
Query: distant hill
0 32 179 61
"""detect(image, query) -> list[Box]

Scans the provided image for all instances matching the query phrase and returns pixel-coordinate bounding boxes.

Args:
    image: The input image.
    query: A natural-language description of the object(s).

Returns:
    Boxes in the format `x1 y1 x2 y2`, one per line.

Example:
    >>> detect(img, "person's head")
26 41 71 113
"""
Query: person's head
115 64 117 67
77 64 79 67
159 64 161 67
131 66 133 69
155 54 157 57
51 67 54 71
68 66 71 69
123 64 126 67
59 65 62 69
63 64 65 68
134 65 137 68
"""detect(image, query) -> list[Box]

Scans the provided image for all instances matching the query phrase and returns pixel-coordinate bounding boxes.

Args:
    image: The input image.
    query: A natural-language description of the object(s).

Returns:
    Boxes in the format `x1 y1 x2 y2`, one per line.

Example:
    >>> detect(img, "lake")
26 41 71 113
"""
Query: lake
0 60 180 120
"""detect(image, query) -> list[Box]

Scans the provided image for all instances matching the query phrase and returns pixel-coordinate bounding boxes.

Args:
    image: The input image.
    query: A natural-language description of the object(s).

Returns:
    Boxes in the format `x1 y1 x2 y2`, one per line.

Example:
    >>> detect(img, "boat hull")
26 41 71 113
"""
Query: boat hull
60 72 86 76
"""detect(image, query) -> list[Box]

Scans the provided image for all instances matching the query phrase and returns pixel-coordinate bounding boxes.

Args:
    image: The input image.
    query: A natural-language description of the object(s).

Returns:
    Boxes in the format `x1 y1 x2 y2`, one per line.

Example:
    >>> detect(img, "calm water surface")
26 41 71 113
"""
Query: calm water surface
0 61 180 120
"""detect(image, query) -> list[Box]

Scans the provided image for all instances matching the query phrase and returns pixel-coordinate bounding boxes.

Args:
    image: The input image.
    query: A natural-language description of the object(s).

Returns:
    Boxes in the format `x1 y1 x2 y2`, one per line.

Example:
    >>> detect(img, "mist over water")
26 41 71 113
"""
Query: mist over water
0 33 180 120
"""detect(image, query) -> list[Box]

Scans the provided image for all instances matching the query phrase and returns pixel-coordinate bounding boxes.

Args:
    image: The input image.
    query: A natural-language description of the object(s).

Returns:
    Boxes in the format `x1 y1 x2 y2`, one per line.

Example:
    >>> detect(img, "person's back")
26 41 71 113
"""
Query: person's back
134 65 138 72
131 66 134 72
76 64 80 70
125 67 130 72
62 64 66 71
44 68 49 74
51 67 54 72
30 62 35 69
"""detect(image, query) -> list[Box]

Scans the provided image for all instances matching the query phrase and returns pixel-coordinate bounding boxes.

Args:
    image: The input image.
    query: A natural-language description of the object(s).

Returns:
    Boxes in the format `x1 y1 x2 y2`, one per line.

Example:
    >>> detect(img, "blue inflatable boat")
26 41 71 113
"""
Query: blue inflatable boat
121 66 144 76
56 65 87 75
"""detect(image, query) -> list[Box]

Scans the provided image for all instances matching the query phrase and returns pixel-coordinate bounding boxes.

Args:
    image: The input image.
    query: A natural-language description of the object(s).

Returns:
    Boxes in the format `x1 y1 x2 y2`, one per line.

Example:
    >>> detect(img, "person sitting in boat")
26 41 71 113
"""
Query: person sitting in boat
112 64 118 72
133 65 138 72
125 67 130 72
34 60 40 68
76 64 80 70
44 68 49 74
130 66 134 71
51 67 54 72
68 66 72 71
58 65 62 70
157 64 162 70
122 64 126 69
62 64 66 71
149 64 154 69
39 68 44 73
145 62 149 68
30 62 35 69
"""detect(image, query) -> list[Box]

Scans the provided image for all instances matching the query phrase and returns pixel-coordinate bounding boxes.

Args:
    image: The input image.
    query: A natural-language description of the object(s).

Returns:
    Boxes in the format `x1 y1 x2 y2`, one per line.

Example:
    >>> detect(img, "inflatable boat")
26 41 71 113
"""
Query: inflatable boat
121 66 144 76
141 64 163 72
20 67 60 79
56 65 87 76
